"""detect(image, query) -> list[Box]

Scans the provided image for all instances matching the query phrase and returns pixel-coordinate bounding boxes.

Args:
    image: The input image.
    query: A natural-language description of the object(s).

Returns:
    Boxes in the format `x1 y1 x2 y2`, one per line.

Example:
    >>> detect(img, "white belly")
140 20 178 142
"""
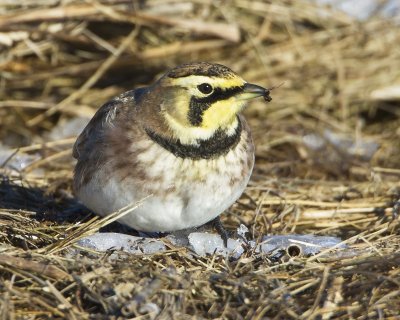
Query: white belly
77 141 253 232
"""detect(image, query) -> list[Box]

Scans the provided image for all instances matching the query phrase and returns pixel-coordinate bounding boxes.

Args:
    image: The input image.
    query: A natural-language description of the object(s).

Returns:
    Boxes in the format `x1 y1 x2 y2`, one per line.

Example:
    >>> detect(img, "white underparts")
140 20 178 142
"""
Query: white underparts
77 131 254 232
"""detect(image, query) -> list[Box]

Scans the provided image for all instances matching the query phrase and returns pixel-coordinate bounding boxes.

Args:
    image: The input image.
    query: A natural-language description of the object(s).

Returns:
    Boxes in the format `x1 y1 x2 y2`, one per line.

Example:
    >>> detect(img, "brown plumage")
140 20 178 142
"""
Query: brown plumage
73 62 271 236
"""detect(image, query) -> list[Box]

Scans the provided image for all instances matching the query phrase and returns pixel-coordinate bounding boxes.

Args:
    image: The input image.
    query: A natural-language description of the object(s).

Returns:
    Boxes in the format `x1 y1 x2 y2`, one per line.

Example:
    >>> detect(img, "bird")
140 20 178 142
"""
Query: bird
73 62 271 244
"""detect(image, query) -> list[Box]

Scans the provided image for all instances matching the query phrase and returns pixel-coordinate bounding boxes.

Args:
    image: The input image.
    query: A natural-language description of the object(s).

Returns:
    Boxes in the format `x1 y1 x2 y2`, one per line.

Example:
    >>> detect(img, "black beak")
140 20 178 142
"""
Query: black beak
243 83 272 102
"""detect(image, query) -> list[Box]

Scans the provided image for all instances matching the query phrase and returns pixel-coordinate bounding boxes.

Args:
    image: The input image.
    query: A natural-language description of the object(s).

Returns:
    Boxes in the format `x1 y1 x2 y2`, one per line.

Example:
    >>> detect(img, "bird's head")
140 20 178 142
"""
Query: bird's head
141 62 270 144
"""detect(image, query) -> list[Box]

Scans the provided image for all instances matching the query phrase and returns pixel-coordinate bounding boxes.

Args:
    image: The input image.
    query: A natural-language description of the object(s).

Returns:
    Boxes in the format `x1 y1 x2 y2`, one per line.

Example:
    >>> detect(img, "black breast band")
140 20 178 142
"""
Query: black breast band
145 119 242 160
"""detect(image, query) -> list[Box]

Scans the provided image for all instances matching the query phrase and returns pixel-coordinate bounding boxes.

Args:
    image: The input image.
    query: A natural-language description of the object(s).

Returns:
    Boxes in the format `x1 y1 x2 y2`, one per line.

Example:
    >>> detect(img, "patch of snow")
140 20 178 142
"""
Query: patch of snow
188 232 245 259
303 129 379 161
77 225 345 259
77 232 166 254
314 0 399 20
260 234 345 256
47 117 90 141
0 144 40 171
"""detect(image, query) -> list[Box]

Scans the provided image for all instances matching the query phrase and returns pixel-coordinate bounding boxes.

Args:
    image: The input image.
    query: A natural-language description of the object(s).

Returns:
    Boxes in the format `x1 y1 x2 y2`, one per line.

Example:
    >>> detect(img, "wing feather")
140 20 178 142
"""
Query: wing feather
73 88 143 159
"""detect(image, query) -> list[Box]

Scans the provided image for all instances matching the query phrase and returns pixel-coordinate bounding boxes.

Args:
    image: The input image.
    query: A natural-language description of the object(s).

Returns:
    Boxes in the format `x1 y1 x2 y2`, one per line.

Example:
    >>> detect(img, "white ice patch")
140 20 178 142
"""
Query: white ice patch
188 232 245 259
0 144 40 171
314 0 399 20
76 225 345 259
303 129 379 161
47 117 91 141
77 232 166 254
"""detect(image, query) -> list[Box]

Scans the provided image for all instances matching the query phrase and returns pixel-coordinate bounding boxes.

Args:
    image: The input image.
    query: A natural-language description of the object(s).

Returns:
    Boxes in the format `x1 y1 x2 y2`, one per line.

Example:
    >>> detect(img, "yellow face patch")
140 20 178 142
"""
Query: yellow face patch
161 73 248 142
201 97 245 130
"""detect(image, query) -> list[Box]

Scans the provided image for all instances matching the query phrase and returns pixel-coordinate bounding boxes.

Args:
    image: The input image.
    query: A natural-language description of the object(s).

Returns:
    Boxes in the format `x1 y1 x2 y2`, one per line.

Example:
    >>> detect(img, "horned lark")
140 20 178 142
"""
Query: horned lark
73 62 271 242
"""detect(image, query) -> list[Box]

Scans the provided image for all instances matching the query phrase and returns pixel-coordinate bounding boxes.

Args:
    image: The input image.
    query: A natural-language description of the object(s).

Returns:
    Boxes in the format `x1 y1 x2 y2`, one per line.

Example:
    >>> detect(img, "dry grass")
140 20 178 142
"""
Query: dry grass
1 0 400 319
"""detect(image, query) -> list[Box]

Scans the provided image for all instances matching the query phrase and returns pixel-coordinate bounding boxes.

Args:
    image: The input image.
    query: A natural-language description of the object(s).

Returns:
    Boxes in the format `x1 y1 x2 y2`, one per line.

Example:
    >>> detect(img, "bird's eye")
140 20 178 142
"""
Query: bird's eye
197 83 213 95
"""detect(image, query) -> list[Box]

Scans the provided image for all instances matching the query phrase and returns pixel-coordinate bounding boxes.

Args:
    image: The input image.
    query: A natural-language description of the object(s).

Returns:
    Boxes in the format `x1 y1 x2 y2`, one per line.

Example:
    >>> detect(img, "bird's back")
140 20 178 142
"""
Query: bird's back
73 88 147 190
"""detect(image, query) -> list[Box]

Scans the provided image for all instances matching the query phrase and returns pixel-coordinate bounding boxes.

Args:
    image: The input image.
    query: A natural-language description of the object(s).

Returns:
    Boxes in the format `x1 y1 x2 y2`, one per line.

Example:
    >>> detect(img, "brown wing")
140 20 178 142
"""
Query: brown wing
72 89 143 160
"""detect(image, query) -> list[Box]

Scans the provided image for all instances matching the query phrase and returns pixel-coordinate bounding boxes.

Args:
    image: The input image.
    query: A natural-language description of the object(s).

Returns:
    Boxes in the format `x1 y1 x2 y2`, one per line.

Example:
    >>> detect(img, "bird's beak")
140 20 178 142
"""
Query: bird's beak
238 83 272 102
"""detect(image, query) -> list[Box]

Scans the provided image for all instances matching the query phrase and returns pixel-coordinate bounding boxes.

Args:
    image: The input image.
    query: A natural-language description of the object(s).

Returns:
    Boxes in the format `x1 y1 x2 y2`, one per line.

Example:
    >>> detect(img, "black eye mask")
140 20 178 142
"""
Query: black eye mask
188 86 244 126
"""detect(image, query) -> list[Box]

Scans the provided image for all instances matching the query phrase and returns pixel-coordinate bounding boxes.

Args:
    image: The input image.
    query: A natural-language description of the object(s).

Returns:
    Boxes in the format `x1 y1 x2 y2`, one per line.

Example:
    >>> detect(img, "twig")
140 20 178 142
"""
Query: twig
0 254 72 281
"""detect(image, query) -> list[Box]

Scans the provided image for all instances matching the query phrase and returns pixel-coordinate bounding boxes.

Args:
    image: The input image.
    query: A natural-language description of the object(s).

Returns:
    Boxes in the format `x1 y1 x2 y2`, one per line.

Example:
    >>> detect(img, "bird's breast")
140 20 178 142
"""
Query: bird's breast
75 121 254 231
